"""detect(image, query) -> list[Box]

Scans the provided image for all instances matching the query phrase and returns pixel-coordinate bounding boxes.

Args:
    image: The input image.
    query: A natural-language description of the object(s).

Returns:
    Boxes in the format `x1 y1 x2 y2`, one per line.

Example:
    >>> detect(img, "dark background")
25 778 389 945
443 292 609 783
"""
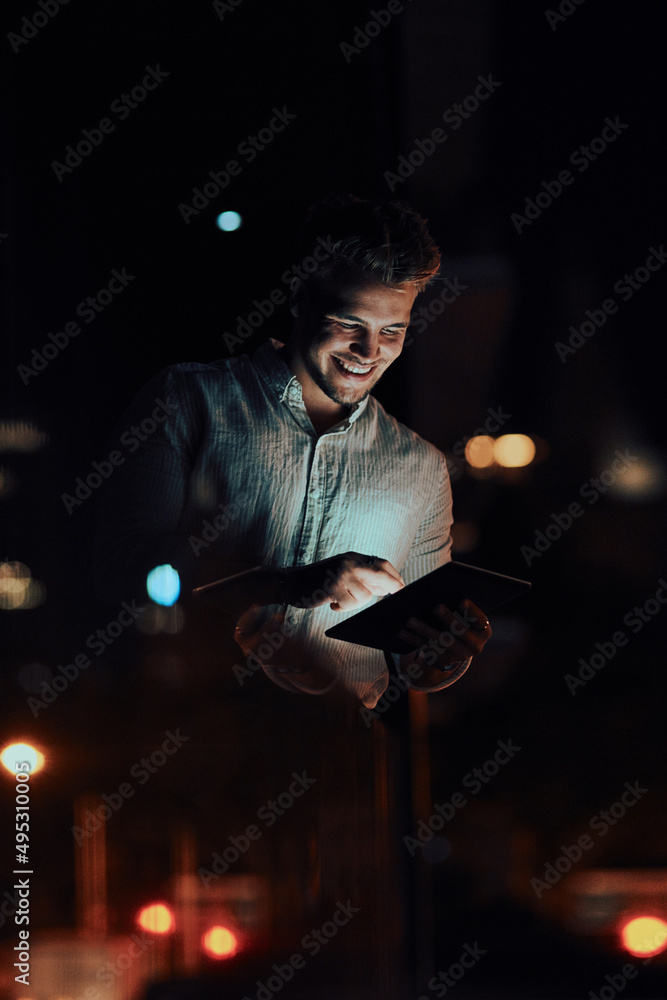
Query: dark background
1 1 666 997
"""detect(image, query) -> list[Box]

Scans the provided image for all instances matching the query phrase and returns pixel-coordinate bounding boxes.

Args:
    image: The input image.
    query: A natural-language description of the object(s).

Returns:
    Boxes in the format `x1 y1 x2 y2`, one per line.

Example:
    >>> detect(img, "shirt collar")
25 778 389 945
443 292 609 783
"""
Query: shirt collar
251 338 370 429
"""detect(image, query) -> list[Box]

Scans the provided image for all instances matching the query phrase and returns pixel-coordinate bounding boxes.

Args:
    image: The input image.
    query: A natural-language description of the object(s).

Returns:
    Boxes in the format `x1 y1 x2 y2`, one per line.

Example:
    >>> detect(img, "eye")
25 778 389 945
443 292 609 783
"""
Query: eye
382 328 403 337
325 318 359 330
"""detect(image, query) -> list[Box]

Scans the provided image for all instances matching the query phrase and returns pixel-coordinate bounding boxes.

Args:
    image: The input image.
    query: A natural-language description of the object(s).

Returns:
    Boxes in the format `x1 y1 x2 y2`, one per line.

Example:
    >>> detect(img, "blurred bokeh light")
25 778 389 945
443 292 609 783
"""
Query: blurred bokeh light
137 902 175 935
1 742 45 775
620 915 667 958
202 924 238 959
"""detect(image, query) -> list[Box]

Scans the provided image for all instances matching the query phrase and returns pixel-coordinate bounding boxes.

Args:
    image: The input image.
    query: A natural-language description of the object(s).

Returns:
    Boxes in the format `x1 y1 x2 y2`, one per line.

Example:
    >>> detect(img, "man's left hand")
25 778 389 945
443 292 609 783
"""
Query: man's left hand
398 598 492 673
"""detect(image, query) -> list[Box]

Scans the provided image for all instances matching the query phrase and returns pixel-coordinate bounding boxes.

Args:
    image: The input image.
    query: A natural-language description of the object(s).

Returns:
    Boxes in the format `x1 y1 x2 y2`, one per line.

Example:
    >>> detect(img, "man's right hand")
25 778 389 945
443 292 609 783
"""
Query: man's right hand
281 551 405 612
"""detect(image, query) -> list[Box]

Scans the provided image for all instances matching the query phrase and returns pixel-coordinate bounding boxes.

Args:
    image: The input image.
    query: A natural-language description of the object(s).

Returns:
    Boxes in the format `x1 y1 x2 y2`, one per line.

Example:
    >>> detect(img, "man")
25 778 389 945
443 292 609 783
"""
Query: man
94 194 491 708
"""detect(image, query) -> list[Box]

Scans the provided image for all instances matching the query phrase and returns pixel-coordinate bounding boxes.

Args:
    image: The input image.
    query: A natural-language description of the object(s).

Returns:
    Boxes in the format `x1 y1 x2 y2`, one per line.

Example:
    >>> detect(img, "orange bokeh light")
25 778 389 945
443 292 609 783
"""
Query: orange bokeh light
202 925 238 959
137 902 175 935
620 915 667 957
493 434 536 468
464 435 495 469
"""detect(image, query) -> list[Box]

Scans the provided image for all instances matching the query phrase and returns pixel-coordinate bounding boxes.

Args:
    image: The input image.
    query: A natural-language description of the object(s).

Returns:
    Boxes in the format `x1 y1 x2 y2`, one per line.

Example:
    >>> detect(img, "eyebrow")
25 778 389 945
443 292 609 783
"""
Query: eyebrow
329 312 409 328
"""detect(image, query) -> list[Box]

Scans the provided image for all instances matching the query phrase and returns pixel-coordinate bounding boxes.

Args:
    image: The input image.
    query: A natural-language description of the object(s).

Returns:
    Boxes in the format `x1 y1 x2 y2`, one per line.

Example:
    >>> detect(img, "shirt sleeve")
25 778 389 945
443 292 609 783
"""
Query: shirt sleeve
92 367 202 604
391 450 472 692
399 450 454 585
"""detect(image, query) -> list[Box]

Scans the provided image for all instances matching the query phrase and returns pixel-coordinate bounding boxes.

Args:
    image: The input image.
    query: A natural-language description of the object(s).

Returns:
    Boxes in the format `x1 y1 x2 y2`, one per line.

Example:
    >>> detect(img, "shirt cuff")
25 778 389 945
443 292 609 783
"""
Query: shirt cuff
393 653 472 692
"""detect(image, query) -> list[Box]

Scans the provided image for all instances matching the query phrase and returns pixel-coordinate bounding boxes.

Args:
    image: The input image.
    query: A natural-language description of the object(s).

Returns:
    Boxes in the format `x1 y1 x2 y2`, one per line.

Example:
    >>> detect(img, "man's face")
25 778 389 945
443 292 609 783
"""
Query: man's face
290 271 418 407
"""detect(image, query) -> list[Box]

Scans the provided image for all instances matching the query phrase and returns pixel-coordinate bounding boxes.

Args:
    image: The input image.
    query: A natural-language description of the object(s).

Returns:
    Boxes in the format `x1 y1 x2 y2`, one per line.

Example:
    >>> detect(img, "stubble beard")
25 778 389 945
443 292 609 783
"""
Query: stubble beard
305 351 381 406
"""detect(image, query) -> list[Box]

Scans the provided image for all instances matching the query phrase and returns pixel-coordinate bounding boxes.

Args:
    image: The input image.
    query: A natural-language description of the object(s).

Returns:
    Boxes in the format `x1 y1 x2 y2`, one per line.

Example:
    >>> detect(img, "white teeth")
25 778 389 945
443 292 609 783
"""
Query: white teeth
336 358 373 374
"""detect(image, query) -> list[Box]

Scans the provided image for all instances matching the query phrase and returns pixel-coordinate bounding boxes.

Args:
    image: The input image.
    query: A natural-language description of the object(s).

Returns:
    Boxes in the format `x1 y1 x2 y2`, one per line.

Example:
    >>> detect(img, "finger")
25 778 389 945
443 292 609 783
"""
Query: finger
431 602 471 631
371 557 405 587
402 617 442 643
349 554 405 590
330 578 375 611
351 566 405 597
459 598 492 636
429 604 489 655
397 626 428 650
335 562 403 605
397 623 475 664
359 569 405 595
398 616 458 656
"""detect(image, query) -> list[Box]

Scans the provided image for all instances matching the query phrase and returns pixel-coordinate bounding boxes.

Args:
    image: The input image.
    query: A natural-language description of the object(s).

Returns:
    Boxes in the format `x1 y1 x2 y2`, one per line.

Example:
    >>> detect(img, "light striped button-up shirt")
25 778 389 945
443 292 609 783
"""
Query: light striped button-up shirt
95 338 468 707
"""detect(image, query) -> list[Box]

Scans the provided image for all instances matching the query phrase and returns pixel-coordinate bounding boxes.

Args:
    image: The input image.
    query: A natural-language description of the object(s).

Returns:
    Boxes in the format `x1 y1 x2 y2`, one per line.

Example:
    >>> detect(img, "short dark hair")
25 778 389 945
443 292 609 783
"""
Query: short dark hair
298 193 441 293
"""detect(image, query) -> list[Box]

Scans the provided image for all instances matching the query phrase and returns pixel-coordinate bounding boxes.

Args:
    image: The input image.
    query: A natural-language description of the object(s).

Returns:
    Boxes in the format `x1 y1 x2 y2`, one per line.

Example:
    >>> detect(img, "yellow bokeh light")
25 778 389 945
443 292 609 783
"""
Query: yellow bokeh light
1 743 45 775
0 562 46 611
620 915 667 957
0 421 48 452
464 435 495 468
0 561 30 591
493 434 536 468
607 452 667 500
137 902 175 934
202 925 238 959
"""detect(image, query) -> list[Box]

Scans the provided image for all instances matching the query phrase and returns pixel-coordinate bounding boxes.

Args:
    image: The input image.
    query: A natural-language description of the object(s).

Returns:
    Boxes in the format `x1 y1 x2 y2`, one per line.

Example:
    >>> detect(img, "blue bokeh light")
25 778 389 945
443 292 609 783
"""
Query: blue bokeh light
146 565 181 606
216 211 242 232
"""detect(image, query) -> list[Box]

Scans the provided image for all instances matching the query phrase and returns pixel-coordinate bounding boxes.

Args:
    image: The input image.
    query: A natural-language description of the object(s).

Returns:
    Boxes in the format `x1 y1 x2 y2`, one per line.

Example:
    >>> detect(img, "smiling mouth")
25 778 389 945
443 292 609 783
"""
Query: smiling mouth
332 356 379 379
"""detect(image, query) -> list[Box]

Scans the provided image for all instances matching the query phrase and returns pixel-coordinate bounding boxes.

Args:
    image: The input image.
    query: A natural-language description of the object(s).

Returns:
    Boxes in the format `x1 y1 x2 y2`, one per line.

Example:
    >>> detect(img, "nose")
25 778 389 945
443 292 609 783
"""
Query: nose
348 328 381 362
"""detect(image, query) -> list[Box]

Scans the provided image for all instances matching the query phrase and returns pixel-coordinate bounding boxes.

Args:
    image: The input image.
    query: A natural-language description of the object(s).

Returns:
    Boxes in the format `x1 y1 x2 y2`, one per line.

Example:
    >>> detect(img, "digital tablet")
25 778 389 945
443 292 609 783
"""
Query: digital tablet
324 560 531 653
